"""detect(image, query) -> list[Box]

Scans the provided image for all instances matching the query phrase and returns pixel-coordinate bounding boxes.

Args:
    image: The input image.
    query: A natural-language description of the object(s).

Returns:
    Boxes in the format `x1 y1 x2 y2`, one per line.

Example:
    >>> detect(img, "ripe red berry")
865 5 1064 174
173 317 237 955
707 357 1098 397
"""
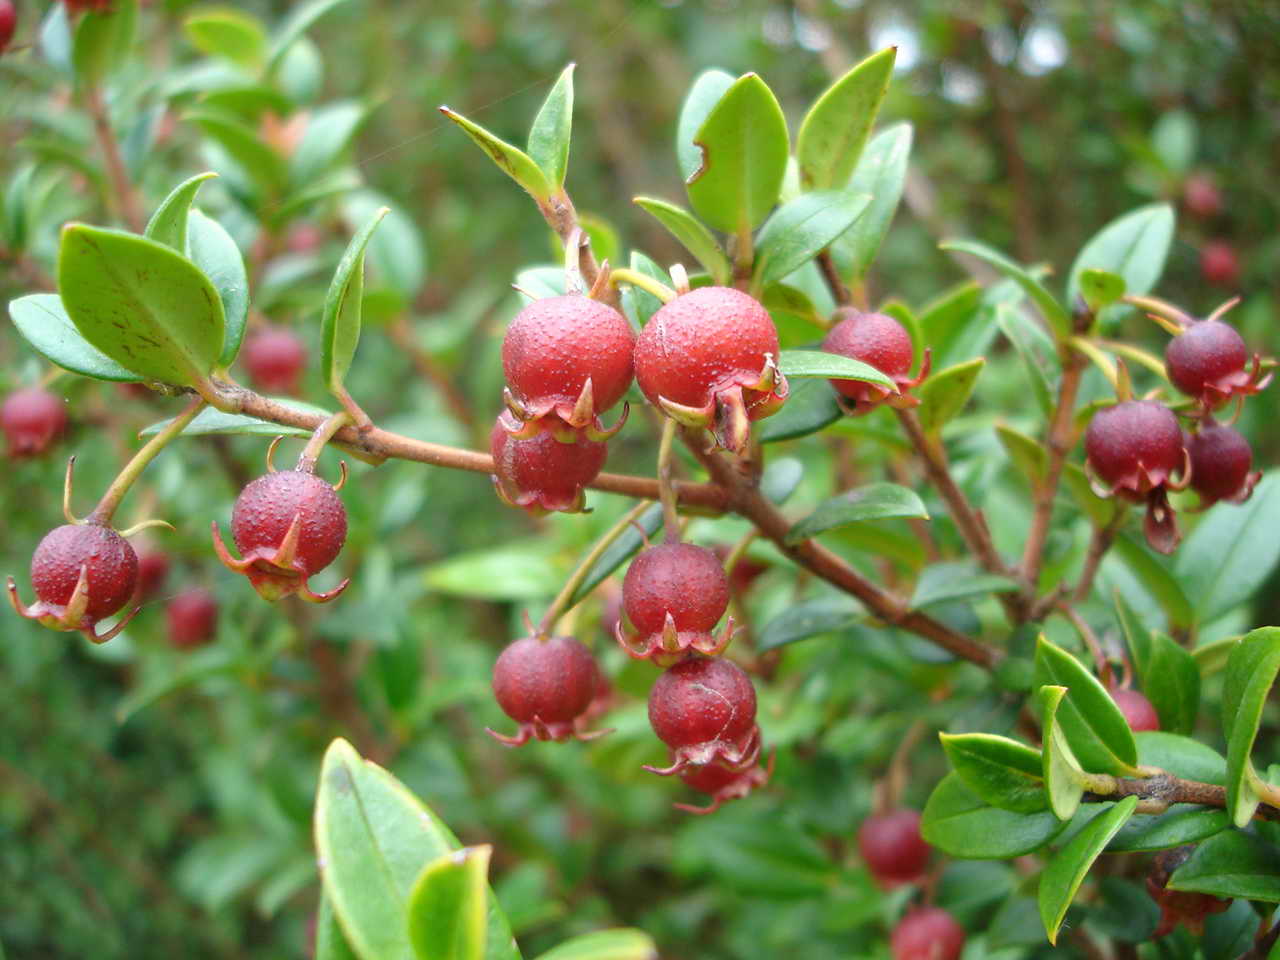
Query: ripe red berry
243 326 308 396
646 656 759 774
1200 240 1240 288
1110 687 1160 733
502 294 635 428
212 469 349 602
8 522 139 642
891 907 965 960
1187 424 1258 506
1165 318 1269 411
2 388 67 458
1146 846 1231 936
490 410 607 514
167 588 219 649
675 754 772 815
1084 401 1184 501
633 286 788 453
822 309 929 412
1182 174 1221 219
488 633 605 746
618 542 734 663
133 548 171 602
858 810 932 887
0 0 16 54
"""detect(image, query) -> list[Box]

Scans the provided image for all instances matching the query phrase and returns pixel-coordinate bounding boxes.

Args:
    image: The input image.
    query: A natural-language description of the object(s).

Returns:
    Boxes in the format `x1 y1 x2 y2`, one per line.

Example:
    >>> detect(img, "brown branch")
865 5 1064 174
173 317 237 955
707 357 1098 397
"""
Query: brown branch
816 249 851 307
1085 771 1280 821
1071 508 1125 604
86 87 145 233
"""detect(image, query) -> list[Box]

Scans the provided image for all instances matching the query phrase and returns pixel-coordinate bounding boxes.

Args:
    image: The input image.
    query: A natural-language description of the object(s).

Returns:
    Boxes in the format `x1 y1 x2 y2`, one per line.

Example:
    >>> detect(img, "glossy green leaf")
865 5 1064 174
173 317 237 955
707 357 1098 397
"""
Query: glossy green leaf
532 930 656 960
1136 732 1227 785
292 101 369 188
440 108 553 204
139 401 331 439
778 349 895 387
8 294 141 382
756 597 860 653
1112 535 1193 631
996 424 1047 483
1079 269 1125 314
756 377 841 444
916 357 984 434
145 172 217 253
828 123 913 282
1066 204 1174 324
1168 829 1280 902
186 210 249 369
407 847 491 960
1223 628 1280 826
1039 686 1086 820
1124 622 1199 736
568 504 663 607
796 47 895 190
72 0 136 88
1035 636 1139 775
58 225 225 386
1038 796 1138 944
317 892 361 960
322 207 388 393
675 69 735 182
1087 877 1160 944
911 562 1018 609
423 541 561 600
917 282 983 370
528 64 574 189
939 733 1046 814
786 483 927 545
921 774 1064 859
184 8 267 71
685 73 789 234
939 239 1069 339
752 189 870 289
1107 806 1229 853
632 197 729 284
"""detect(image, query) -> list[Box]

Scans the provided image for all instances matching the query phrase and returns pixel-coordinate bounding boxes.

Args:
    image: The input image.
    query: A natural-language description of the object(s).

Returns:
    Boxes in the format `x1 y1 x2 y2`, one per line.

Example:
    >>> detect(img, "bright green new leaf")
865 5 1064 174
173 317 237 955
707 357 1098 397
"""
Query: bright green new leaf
187 209 249 368
996 424 1047 483
1078 269 1125 314
440 108 553 204
528 64 575 189
532 930 656 960
184 8 268 72
632 196 730 284
676 69 735 182
796 47 895 191
1222 627 1280 826
321 207 388 393
316 892 361 960
752 189 870 289
939 733 1047 814
756 377 841 444
145 172 217 253
785 483 928 545
828 123 913 282
424 540 562 600
1038 796 1139 944
1168 829 1280 902
72 0 136 88
1034 636 1139 776
916 357 984 434
921 774 1064 859
778 349 894 387
939 239 1070 339
8 294 141 382
407 847 491 960
1066 204 1174 326
1039 686 1086 821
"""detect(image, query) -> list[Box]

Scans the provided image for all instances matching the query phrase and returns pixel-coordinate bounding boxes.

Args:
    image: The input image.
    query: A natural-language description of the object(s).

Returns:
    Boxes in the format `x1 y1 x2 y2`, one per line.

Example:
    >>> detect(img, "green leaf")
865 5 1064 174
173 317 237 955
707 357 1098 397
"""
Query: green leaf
1079 269 1125 314
752 190 870 289
72 0 136 88
1087 877 1160 944
939 239 1070 339
796 47 895 191
676 69 735 183
1223 628 1280 826
916 357 984 434
567 504 663 607
528 64 574 189
1168 829 1280 902
1111 535 1194 631
440 108 553 204
828 123 913 282
1107 806 1229 853
342 191 427 302
1066 204 1175 326
184 8 267 71
939 733 1046 814
1124 622 1199 736
58 225 225 386
619 253 668 329
1034 636 1139 776
778 349 895 387
145 172 217 253
531 930 656 960
292 101 370 189
632 197 729 285
786 483 927 545
1038 796 1139 944
408 847 491 960
673 813 834 899
756 377 841 444
1039 686 1086 820
1176 472 1280 625
911 562 1018 609
186 209 249 369
685 73 789 234
267 0 349 69
423 541 561 600
8 294 141 382
139 401 331 439
187 107 287 200
996 304 1055 418
1062 463 1117 527
1152 111 1197 175
760 283 824 329
756 597 860 653
996 424 1047 483
1136 731 1227 785
760 456 804 504
322 207 388 393
317 892 361 960
921 774 1065 859
917 282 983 370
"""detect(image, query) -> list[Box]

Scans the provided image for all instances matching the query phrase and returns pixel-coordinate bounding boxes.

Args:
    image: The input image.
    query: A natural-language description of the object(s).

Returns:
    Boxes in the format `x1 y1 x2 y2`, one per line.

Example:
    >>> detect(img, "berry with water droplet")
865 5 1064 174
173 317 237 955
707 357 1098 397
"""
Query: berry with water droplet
488 632 606 746
822 309 930 413
617 542 734 663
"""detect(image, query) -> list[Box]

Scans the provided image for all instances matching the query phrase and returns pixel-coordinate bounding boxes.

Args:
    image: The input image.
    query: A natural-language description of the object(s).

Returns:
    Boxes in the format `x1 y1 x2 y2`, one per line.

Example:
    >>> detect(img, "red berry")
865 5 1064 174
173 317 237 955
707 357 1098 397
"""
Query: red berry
166 588 219 649
0 0 15 53
243 326 308 396
633 287 787 452
822 310 927 411
213 469 349 603
1110 687 1160 733
1182 174 1221 219
1084 401 1184 501
1165 319 1266 410
1147 846 1232 936
858 810 932 887
489 633 603 746
619 542 733 662
647 656 758 773
134 548 171 602
287 222 323 254
1187 424 1257 505
2 388 67 458
1200 241 1240 288
502 294 635 427
675 755 772 815
891 907 965 960
490 410 607 514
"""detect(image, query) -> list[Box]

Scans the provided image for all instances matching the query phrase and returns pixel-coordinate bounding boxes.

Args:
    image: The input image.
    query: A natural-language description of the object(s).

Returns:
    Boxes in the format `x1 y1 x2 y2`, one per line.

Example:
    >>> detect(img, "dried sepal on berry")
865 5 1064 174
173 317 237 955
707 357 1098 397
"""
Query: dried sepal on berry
487 629 611 746
645 724 762 777
673 750 774 815
616 542 737 666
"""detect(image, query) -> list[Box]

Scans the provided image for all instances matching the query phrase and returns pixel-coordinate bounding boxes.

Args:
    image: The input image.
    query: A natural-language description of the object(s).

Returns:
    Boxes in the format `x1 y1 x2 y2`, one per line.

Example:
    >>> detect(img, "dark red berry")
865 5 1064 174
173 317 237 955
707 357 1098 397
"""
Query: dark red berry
0 0 16 54
891 907 965 960
633 286 787 453
1110 687 1160 733
212 469 348 603
2 388 67 458
646 656 758 773
167 588 219 649
1182 174 1221 219
243 326 308 396
822 309 928 411
133 548 170 602
502 294 635 427
1147 846 1231 936
1200 241 1240 288
489 633 603 746
1084 401 1184 500
490 410 607 514
1187 424 1257 505
858 810 932 887
287 222 323 254
1165 318 1267 410
675 755 772 815
619 542 733 662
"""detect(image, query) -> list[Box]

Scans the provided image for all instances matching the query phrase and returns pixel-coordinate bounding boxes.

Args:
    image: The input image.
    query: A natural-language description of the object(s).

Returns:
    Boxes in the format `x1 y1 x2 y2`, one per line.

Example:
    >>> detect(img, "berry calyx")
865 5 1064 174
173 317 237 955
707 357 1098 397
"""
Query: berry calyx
1187 424 1259 506
212 467 349 603
674 752 774 815
243 326 308 396
0 1 16 54
617 542 736 664
858 810 932 887
8 522 140 642
633 286 788 454
490 410 608 515
2 387 67 458
645 656 759 775
1110 687 1160 733
488 632 608 746
891 907 966 960
166 588 219 649
501 293 635 430
1200 240 1240 289
1146 846 1231 936
1165 317 1270 412
822 309 931 413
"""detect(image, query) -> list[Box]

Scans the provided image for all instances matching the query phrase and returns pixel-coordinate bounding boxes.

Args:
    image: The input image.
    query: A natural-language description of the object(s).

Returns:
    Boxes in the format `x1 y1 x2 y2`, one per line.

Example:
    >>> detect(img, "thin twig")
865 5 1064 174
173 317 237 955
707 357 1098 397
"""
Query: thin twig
1072 508 1125 604
86 87 145 233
